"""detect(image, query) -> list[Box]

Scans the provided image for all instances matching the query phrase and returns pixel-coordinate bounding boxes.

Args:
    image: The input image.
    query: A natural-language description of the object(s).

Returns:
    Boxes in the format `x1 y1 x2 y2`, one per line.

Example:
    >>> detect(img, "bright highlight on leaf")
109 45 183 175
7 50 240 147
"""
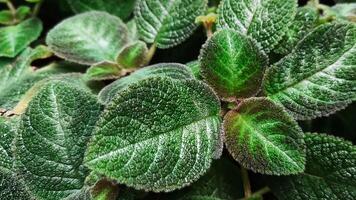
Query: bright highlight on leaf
268 133 356 200
200 29 267 101
263 23 356 120
223 98 306 175
135 0 207 48
14 81 102 200
217 0 297 52
85 77 222 192
46 11 129 65
0 18 42 58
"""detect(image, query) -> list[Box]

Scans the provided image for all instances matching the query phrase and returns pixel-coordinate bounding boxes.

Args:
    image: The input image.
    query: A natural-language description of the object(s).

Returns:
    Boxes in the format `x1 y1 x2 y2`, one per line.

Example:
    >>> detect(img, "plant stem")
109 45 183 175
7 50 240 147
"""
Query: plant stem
241 167 252 198
145 43 157 65
253 186 271 197
32 0 43 17
6 0 17 23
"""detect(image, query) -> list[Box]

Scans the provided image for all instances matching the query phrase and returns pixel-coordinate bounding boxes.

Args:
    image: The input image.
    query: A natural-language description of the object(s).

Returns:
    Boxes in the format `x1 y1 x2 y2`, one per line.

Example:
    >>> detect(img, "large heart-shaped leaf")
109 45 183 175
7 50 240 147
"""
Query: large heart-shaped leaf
217 0 297 52
223 97 306 175
268 133 356 200
135 0 207 48
199 29 267 101
85 77 221 192
0 18 42 58
263 23 356 120
46 11 129 65
66 0 137 20
98 63 194 104
14 80 102 200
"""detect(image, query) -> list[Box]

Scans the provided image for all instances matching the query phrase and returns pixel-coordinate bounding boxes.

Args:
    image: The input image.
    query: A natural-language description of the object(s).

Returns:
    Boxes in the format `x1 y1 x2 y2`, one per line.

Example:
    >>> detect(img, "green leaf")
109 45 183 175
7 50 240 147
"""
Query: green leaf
46 11 129 65
117 41 148 69
325 3 356 22
127 20 139 41
14 80 102 200
66 0 137 20
0 10 13 25
0 18 42 58
86 62 122 81
98 63 194 104
199 29 267 101
166 158 244 200
274 6 319 54
135 0 207 48
263 23 356 120
217 0 297 52
85 77 222 192
0 46 53 110
268 133 356 200
186 60 201 79
223 97 306 175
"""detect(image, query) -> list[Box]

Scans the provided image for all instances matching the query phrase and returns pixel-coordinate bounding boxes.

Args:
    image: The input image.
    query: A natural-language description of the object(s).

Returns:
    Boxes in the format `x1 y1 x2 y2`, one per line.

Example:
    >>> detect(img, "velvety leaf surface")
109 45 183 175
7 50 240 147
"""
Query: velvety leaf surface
200 29 267 101
166 158 244 200
268 133 356 200
274 6 318 54
135 0 207 48
263 23 356 120
85 77 221 192
117 41 148 69
46 11 129 65
217 0 297 52
223 97 306 175
86 62 122 81
186 60 201 79
66 0 137 20
98 63 194 104
0 18 42 57
14 81 102 200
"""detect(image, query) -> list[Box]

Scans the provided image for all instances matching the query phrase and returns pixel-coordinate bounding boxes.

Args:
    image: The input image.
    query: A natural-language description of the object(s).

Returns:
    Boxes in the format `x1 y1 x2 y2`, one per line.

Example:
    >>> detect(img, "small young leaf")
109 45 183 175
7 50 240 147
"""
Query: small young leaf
15 6 31 21
66 0 137 20
98 63 194 104
85 77 221 192
117 41 148 69
274 6 319 54
217 0 297 52
46 11 129 65
86 62 122 81
223 97 306 175
268 133 356 200
14 81 102 200
186 60 201 79
135 0 207 48
200 29 267 101
0 18 42 58
263 23 356 120
0 10 13 25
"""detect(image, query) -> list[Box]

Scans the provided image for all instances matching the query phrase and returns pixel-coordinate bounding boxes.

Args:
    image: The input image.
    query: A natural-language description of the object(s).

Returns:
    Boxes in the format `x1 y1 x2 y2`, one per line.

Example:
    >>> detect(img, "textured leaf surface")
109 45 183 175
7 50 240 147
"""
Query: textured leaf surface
0 18 42 57
200 29 267 100
85 77 221 192
117 41 148 69
86 62 122 81
274 7 318 54
223 98 306 175
14 81 102 200
166 158 244 200
217 0 297 52
98 63 194 104
186 60 201 79
268 133 356 200
135 0 207 48
263 23 356 120
46 11 129 65
66 0 137 20
0 46 53 110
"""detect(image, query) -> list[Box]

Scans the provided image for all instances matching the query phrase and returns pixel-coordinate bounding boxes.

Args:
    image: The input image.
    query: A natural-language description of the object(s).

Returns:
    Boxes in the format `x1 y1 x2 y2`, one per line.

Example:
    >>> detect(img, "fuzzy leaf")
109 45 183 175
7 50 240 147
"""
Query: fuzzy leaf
263 23 356 120
268 133 356 200
14 81 102 200
98 63 194 104
117 41 148 69
0 10 13 25
186 60 201 79
0 18 42 58
217 0 297 52
85 77 221 192
223 97 306 175
66 0 137 20
274 6 319 54
46 11 129 65
135 0 207 48
86 62 122 81
200 29 267 101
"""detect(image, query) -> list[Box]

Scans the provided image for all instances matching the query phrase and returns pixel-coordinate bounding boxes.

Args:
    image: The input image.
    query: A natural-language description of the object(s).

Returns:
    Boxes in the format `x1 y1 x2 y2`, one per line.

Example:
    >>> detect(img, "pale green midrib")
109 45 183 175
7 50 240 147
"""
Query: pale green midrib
268 41 355 97
238 114 301 169
86 115 219 164
154 0 176 42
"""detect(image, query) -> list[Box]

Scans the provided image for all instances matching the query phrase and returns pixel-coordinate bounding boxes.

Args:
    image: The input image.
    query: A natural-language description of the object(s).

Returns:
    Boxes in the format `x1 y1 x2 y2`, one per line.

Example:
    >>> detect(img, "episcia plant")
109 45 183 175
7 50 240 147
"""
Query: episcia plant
0 0 355 199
